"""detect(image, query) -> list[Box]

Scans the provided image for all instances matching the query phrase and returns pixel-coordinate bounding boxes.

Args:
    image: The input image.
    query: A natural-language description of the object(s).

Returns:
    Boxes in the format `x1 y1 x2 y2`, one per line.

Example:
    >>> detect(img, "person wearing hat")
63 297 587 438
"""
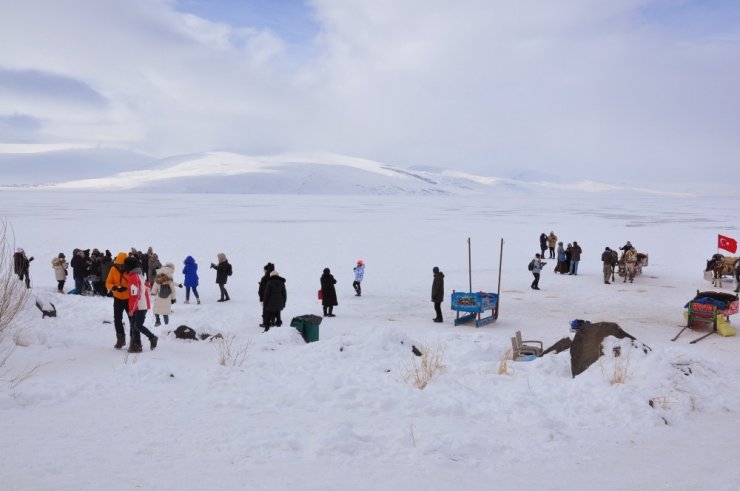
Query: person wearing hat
13 248 34 289
125 256 158 353
262 270 287 331
51 253 69 293
352 259 365 296
259 262 275 327
431 266 445 323
106 252 132 349
320 267 338 317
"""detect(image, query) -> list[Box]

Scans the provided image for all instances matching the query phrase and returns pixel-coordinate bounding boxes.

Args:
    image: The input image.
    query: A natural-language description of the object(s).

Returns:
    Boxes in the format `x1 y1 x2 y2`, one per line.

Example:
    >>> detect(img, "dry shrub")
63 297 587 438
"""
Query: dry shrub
600 344 632 385
215 334 250 367
401 342 445 390
0 221 31 368
498 348 512 375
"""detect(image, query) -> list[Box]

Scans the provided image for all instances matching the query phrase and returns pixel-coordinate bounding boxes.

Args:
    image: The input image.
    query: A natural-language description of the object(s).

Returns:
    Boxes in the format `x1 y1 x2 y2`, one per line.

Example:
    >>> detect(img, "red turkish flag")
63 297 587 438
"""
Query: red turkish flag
718 234 738 254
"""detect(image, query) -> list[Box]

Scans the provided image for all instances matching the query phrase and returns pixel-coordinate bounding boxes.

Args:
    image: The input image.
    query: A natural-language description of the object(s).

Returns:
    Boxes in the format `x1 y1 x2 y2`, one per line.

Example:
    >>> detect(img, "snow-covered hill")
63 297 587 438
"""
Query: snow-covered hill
23 150 690 197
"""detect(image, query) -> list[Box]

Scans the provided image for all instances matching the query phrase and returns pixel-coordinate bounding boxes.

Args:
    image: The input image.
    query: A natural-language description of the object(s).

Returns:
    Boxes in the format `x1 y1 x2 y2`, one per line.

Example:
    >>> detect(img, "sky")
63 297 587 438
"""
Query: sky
0 0 738 182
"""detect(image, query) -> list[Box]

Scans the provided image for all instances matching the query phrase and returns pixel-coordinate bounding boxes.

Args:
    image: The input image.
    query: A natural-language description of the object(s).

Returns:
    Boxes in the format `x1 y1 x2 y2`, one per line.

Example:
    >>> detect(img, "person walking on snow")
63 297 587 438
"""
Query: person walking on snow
51 253 68 293
530 253 546 290
431 266 445 322
259 262 276 327
151 263 176 326
320 267 338 317
124 256 158 353
105 252 130 349
353 260 365 296
210 253 232 302
182 256 200 304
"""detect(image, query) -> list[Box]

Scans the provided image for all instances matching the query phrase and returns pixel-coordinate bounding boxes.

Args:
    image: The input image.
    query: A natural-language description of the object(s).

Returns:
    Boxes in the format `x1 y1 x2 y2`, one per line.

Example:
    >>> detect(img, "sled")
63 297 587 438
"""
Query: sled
451 291 499 327
617 252 648 281
673 291 739 344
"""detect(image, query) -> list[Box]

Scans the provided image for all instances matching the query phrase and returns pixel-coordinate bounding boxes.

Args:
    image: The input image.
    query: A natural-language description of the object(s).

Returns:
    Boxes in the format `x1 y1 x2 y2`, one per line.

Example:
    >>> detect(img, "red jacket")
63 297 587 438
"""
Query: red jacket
128 271 151 312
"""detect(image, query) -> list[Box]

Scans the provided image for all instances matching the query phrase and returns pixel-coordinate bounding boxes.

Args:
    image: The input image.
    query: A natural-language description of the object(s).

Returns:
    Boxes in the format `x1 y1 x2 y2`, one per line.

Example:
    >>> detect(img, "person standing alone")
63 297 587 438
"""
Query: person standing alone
210 253 232 302
353 260 365 296
320 268 338 317
431 266 445 322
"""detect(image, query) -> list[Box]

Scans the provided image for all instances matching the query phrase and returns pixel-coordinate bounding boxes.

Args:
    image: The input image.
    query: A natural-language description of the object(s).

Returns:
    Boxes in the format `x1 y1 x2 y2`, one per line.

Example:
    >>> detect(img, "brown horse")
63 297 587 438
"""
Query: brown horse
706 254 725 288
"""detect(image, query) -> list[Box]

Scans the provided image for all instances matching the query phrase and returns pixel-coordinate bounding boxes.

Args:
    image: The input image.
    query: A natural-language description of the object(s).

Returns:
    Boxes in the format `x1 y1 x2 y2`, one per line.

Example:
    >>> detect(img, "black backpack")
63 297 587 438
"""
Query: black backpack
528 260 535 271
158 283 172 299
227 263 233 276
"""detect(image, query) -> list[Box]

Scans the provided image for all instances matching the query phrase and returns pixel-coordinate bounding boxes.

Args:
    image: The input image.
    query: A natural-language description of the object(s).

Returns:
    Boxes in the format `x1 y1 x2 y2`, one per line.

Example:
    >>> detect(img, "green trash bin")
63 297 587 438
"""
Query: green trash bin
290 314 322 343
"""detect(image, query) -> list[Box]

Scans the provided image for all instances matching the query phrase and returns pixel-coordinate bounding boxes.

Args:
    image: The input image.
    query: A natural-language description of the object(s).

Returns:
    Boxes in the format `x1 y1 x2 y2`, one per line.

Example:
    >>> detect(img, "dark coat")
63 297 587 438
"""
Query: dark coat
14 252 32 276
263 276 287 312
212 261 231 284
258 262 275 301
571 244 583 261
431 271 445 303
539 234 547 250
320 272 338 307
70 253 89 279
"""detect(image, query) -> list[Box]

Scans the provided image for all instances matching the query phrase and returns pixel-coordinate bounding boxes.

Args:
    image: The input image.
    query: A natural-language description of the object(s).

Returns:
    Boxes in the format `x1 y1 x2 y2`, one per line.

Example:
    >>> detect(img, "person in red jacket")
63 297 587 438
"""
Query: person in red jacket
124 256 158 353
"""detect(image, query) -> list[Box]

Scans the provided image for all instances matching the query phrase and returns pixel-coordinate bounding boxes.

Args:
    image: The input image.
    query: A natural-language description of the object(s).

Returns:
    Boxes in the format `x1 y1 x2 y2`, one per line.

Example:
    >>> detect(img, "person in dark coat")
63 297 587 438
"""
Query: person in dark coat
320 267 338 317
569 241 583 275
13 248 34 288
539 233 547 258
70 248 91 294
210 252 232 302
262 270 286 331
431 266 445 323
258 262 276 326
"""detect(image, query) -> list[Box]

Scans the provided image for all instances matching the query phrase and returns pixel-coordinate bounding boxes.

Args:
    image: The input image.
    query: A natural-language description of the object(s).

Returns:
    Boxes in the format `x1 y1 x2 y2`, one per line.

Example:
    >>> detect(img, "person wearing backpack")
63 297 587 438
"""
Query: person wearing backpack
124 256 158 353
151 263 176 326
529 253 546 290
210 252 232 302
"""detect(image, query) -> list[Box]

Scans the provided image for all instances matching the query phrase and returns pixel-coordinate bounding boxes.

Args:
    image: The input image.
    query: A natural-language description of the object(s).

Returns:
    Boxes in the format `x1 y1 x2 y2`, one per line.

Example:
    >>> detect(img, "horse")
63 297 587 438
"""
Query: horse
706 253 726 288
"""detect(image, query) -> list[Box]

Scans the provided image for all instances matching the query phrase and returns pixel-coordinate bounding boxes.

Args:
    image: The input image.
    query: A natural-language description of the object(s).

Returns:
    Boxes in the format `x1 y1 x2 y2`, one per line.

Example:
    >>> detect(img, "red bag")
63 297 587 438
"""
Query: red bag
317 289 323 300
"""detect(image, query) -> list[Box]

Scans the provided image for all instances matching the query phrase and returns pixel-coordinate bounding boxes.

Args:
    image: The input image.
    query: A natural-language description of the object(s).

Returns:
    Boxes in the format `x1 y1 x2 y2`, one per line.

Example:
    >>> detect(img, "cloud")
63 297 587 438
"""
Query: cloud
0 0 737 184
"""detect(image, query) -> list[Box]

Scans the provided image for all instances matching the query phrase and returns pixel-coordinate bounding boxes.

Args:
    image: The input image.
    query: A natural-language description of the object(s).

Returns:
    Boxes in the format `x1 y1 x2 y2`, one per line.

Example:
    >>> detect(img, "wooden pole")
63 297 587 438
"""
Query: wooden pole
497 238 504 297
468 237 472 292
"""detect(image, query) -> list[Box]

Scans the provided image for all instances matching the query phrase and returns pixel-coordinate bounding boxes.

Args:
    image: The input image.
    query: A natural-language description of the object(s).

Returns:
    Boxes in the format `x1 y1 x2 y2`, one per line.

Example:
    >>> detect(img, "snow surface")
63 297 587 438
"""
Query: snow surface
1 190 740 490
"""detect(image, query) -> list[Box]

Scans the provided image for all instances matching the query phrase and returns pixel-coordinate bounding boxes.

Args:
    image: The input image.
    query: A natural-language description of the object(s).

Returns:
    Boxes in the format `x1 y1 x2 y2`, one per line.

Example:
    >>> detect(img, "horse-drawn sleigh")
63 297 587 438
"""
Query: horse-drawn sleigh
704 254 739 289
616 251 648 283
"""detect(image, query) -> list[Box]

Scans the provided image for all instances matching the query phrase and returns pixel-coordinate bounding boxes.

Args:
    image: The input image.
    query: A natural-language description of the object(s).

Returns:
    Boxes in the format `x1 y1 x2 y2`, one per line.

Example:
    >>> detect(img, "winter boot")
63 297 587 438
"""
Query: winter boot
155 315 161 327
150 336 158 350
114 333 126 350
197 298 201 304
128 342 143 353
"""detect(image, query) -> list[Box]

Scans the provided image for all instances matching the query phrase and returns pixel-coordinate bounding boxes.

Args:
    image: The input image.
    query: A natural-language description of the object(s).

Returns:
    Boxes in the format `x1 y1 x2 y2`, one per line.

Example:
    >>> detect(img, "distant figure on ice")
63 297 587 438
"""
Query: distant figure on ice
262 270 287 331
320 268 338 317
13 248 34 288
539 233 547 257
124 256 158 353
569 241 582 275
210 253 232 302
182 256 201 304
51 253 68 293
151 263 176 326
353 259 365 296
431 266 445 323
105 252 130 349
530 253 545 290
547 231 558 259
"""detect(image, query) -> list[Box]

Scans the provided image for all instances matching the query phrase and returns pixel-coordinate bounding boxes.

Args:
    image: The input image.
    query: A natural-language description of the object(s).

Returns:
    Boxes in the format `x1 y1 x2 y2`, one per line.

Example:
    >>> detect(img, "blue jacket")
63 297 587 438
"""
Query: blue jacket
183 256 199 287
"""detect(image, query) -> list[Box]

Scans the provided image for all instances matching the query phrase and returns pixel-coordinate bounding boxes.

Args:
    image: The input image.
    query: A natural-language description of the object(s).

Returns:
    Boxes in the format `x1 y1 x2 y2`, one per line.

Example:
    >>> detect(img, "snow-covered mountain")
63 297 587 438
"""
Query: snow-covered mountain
11 150 692 197
0 144 155 186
